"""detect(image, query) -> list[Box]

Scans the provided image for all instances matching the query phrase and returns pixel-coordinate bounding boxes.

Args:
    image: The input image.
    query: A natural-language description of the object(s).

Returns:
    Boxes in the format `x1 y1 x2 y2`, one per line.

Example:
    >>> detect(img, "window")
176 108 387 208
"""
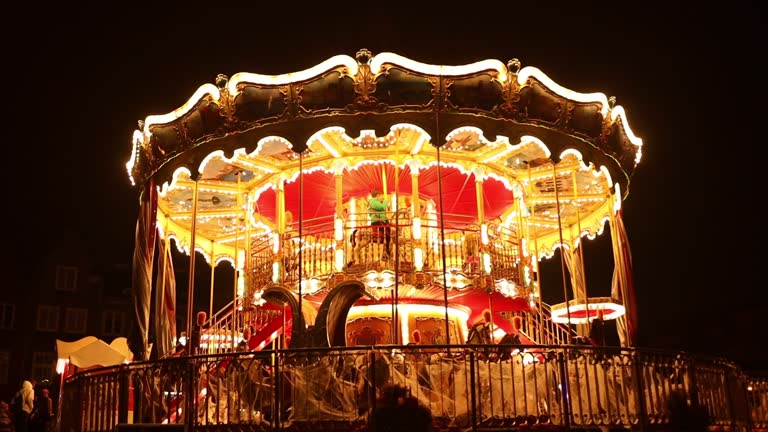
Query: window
55 265 78 291
0 303 14 329
103 310 125 336
31 352 57 382
0 351 9 385
64 308 88 334
36 305 60 332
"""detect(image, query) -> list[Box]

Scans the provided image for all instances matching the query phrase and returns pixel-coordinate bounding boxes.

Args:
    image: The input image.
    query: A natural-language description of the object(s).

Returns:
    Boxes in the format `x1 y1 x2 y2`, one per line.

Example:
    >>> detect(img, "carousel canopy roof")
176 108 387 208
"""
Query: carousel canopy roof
127 49 641 191
126 50 643 261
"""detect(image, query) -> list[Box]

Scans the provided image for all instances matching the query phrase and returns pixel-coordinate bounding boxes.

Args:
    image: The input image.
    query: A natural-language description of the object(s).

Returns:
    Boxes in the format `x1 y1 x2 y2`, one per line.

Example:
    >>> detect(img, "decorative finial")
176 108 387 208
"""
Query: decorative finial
507 58 521 74
215 74 229 90
608 96 616 108
356 48 373 65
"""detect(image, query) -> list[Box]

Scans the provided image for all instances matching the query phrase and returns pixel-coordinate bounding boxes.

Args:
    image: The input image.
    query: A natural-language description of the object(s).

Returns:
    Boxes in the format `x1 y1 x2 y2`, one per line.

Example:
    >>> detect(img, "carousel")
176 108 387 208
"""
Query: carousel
59 50 763 432
125 49 641 362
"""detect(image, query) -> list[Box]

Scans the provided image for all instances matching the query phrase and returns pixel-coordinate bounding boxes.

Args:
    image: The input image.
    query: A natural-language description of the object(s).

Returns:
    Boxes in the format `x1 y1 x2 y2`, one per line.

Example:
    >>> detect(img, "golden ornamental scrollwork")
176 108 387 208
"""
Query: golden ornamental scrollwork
441 78 456 111
352 48 380 110
402 271 434 289
172 123 186 154
210 81 242 136
473 275 495 291
215 81 248 136
599 95 618 145
427 76 444 110
563 102 576 133
495 59 523 120
327 273 359 290
281 84 305 118
215 74 234 120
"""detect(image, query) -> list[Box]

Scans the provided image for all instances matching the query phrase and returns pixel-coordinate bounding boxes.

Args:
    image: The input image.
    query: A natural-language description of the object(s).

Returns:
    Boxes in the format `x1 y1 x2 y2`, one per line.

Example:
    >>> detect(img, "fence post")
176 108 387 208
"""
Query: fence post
273 351 281 431
558 348 571 431
632 349 647 432
368 348 377 414
117 365 129 424
742 374 757 432
469 350 478 432
685 354 699 408
723 365 738 431
184 358 196 431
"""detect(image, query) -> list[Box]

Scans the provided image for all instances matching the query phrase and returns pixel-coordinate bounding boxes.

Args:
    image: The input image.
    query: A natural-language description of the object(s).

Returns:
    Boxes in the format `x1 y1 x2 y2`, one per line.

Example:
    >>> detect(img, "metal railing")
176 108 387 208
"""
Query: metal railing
60 345 767 432
500 305 575 347
247 211 524 295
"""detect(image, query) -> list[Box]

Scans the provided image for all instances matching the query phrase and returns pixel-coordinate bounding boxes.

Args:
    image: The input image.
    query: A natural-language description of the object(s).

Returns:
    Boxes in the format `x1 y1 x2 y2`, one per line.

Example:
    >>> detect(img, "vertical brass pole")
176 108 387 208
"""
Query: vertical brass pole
335 173 343 218
608 197 632 346
282 304 287 349
278 179 286 232
393 151 401 344
381 164 388 199
526 166 546 343
208 243 215 324
278 179 286 283
435 82 451 345
512 183 526 274
186 180 199 350
335 171 343 278
475 174 485 223
571 169 590 331
513 182 529 339
411 166 420 217
298 152 304 331
184 179 199 429
476 173 493 339
488 297 495 344
552 164 573 341
232 171 242 352
160 216 173 357
244 178 252 336
410 166 420 272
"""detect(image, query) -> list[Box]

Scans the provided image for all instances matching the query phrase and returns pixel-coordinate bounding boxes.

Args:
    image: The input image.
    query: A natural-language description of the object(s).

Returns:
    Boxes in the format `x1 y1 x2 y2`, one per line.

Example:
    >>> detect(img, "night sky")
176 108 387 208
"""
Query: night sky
5 4 765 370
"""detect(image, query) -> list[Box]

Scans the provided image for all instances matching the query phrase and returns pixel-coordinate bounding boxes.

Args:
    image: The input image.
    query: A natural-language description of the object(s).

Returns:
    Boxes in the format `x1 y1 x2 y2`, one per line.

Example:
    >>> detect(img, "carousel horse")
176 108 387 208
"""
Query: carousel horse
466 309 494 345
467 328 524 362
348 227 376 266
465 313 496 359
466 310 524 360
348 218 385 267
347 209 410 266
466 321 493 345
347 207 420 266
496 332 522 360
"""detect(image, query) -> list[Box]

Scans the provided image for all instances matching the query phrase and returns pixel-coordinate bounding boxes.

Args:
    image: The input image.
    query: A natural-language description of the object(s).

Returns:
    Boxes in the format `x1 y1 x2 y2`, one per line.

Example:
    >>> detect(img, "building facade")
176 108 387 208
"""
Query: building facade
0 244 132 401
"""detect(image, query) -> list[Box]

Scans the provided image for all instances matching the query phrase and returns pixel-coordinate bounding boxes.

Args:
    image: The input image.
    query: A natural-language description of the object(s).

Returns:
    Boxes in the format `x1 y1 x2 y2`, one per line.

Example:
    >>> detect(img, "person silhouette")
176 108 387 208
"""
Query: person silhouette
369 384 432 432
11 380 35 432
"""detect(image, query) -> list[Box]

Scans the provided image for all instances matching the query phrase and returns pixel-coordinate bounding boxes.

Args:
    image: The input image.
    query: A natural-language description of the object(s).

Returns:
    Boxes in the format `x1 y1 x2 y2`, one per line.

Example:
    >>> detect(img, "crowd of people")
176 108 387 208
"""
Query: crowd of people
1 380 54 432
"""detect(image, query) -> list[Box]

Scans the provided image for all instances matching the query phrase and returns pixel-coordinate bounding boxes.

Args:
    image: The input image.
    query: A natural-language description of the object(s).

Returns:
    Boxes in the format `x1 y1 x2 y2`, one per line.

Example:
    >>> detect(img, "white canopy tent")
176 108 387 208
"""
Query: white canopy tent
56 336 134 370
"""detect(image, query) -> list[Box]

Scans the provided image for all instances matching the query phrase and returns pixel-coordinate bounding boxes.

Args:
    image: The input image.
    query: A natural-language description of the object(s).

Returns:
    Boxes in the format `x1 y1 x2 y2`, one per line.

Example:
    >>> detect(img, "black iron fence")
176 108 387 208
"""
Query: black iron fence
60 345 767 432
